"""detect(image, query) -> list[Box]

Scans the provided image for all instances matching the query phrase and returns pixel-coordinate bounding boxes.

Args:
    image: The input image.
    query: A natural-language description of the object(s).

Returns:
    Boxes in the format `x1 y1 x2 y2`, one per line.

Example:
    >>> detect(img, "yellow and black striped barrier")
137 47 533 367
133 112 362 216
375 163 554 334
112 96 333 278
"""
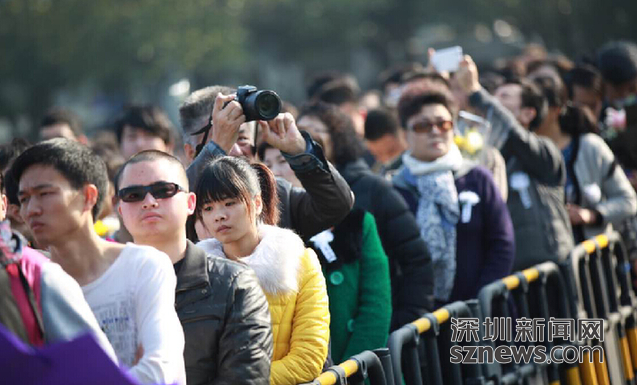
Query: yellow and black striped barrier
305 349 395 385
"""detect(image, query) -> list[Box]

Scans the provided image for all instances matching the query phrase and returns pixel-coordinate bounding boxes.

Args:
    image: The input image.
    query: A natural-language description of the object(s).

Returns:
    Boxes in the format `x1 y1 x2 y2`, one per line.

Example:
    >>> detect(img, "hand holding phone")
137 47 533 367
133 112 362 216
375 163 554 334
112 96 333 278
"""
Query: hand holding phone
431 46 463 73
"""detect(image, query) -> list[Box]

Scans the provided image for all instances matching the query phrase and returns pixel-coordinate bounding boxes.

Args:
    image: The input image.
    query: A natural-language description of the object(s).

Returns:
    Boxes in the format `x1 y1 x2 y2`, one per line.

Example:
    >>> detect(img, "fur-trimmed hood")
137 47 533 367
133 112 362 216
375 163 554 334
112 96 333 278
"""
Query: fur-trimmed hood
197 224 305 295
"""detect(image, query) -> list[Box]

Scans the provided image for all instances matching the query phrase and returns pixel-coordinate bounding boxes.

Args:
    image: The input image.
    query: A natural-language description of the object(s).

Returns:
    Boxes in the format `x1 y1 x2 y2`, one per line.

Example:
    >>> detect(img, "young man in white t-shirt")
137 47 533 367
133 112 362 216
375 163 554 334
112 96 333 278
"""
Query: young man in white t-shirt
10 138 186 385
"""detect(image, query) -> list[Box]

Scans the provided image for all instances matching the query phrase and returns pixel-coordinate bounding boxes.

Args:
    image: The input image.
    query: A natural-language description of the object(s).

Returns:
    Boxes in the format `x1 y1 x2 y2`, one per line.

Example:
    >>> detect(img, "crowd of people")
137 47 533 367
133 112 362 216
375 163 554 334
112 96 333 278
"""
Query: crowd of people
2 39 637 385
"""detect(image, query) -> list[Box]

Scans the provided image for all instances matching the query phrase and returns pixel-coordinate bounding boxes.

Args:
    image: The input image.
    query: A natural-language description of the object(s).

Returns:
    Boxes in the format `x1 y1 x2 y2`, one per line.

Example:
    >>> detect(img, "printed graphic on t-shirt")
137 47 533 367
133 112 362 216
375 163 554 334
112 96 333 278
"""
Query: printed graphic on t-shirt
90 294 137 367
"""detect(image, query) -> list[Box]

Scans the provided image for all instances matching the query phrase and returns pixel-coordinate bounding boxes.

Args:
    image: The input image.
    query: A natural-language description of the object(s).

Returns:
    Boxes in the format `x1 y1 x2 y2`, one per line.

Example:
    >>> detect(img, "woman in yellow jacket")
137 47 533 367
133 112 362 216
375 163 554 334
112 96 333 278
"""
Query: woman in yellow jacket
195 156 330 385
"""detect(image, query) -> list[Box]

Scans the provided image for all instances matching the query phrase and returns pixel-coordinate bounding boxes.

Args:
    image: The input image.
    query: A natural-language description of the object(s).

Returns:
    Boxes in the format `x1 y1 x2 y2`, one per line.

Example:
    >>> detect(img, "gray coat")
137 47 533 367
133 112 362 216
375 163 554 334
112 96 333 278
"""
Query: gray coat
568 133 637 240
469 89 574 271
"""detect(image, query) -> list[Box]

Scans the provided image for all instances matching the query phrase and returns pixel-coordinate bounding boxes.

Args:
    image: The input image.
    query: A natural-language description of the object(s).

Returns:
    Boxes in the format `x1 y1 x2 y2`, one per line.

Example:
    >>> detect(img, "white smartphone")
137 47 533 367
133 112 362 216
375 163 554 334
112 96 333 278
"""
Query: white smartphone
431 46 463 73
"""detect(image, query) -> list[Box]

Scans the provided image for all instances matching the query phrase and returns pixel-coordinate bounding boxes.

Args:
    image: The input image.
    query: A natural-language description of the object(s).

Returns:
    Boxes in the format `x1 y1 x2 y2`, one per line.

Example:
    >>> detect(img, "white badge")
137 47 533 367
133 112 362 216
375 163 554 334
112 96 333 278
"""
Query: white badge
310 230 337 263
583 184 602 205
458 191 480 223
510 172 532 209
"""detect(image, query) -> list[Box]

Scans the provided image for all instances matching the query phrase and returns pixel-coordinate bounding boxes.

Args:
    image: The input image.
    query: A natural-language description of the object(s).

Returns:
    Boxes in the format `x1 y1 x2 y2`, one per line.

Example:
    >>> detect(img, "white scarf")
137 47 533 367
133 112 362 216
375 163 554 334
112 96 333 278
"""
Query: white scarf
403 144 462 302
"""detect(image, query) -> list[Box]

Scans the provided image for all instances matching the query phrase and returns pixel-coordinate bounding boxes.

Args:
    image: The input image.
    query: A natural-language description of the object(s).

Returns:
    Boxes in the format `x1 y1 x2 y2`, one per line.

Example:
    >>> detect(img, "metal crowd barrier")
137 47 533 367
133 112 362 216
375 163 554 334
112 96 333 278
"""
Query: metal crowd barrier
387 301 485 385
306 231 637 385
303 348 395 385
591 232 637 385
477 268 547 384
569 232 634 385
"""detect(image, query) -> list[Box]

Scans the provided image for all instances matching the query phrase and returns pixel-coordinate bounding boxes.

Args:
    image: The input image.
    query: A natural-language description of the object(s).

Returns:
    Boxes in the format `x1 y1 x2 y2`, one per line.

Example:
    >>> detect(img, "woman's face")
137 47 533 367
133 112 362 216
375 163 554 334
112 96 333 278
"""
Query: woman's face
199 196 261 244
297 115 333 162
262 148 301 188
405 103 454 162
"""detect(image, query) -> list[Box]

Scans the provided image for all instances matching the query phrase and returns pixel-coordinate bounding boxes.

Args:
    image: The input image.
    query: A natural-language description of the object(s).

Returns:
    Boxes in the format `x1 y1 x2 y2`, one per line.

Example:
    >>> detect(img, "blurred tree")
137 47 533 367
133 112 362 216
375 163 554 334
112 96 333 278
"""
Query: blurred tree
0 0 635 139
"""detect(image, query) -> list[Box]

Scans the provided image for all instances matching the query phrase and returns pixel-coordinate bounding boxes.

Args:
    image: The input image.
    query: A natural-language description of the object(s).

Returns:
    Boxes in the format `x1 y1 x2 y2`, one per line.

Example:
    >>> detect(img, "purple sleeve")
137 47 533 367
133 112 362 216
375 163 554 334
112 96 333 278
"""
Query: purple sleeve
477 168 516 288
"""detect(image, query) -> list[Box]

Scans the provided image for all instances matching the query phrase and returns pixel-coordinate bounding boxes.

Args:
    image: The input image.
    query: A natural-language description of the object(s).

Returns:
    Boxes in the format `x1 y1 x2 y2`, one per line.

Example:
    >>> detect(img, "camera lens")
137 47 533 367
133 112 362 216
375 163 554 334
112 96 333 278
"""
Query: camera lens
255 92 281 120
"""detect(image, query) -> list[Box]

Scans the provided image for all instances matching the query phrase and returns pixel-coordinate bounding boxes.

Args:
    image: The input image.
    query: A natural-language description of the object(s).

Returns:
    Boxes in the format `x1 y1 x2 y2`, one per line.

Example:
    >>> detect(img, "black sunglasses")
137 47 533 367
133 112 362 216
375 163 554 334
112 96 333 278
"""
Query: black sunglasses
118 182 186 203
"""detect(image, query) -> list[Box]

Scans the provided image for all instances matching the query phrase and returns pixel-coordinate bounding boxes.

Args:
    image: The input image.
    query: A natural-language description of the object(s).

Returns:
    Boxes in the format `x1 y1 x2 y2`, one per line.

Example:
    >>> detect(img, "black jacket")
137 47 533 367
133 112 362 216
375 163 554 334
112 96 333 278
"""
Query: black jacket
186 132 354 242
176 241 272 385
339 159 434 330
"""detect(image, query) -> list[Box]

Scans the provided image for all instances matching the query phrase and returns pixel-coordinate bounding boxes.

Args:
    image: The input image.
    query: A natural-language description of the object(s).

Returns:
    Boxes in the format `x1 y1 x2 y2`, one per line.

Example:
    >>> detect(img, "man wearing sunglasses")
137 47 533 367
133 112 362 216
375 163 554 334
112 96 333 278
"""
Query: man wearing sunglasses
9 139 186 385
116 149 272 385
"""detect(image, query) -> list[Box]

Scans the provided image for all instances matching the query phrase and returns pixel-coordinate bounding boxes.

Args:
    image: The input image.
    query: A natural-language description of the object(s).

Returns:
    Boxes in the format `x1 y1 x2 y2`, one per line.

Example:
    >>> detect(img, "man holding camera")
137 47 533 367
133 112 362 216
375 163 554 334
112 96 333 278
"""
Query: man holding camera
180 85 355 242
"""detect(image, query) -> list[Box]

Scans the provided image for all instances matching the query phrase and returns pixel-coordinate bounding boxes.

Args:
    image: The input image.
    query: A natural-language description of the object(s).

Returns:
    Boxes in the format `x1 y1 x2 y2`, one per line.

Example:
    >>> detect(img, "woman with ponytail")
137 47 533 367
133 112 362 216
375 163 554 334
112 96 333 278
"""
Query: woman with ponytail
533 74 637 242
194 156 330 385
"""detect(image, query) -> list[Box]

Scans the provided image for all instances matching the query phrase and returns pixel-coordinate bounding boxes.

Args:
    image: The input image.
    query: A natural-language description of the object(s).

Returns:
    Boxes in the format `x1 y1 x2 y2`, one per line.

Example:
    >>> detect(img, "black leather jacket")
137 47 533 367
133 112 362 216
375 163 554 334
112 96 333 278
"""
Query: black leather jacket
176 241 273 385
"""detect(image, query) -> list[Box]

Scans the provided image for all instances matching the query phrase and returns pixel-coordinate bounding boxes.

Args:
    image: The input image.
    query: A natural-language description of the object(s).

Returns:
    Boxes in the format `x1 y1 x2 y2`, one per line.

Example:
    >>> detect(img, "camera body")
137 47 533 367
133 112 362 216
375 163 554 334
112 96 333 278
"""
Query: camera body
235 85 282 122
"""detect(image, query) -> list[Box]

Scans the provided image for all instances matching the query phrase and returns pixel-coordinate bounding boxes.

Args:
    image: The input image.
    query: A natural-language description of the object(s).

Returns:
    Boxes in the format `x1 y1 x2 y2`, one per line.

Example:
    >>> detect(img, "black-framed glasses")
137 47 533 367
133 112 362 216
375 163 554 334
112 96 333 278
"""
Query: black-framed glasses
118 182 186 203
409 119 454 134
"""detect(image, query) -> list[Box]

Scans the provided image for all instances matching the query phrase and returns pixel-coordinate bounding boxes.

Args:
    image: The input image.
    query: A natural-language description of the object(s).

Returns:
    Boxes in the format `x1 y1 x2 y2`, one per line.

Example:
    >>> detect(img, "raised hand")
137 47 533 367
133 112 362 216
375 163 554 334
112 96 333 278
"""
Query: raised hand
258 113 306 155
211 93 246 154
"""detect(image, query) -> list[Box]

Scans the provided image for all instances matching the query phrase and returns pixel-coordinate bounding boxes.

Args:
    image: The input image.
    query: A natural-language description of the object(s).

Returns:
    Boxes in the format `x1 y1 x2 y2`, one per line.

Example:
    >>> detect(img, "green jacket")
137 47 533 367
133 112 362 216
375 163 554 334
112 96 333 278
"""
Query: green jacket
310 210 392 363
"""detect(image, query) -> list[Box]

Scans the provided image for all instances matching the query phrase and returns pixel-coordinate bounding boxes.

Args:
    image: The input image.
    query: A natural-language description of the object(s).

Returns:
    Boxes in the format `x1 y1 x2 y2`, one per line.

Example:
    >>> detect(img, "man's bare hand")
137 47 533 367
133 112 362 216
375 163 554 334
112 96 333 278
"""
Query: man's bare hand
211 93 246 154
567 203 598 225
259 113 306 155
455 55 482 95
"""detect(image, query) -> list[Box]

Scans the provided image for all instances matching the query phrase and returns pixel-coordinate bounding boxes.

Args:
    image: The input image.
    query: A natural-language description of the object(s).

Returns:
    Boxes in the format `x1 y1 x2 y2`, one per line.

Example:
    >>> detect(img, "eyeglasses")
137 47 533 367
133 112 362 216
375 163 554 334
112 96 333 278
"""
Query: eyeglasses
118 182 186 203
409 120 454 134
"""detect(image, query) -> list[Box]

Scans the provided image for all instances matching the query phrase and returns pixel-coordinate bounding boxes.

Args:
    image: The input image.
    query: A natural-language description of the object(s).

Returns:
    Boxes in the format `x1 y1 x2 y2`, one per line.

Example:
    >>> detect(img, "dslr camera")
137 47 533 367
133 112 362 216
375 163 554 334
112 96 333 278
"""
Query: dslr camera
232 85 282 122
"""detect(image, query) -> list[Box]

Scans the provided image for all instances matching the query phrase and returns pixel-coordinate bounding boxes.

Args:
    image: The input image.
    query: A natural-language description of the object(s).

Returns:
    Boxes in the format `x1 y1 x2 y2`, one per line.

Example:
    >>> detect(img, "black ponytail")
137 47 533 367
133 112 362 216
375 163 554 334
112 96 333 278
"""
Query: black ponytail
251 163 280 225
558 103 597 137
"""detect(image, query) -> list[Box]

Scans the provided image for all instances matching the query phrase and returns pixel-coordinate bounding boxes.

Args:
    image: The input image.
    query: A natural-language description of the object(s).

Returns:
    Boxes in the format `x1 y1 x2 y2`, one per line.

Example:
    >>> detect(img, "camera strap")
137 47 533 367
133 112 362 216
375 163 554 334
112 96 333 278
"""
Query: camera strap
191 112 213 158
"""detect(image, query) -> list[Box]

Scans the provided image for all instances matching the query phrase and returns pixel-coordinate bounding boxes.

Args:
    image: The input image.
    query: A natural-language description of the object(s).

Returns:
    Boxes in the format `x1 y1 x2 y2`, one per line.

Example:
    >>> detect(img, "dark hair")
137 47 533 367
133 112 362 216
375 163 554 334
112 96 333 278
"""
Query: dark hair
195 156 279 226
8 138 109 220
396 83 458 128
499 78 548 130
378 62 425 88
114 105 174 145
531 75 597 136
298 101 366 166
307 72 360 105
479 71 506 94
597 41 637 86
532 75 569 108
558 104 598 137
256 142 275 163
526 56 574 80
115 150 187 193
40 108 83 137
401 70 450 88
91 145 124 185
0 138 31 205
495 58 527 80
565 64 603 99
364 108 400 141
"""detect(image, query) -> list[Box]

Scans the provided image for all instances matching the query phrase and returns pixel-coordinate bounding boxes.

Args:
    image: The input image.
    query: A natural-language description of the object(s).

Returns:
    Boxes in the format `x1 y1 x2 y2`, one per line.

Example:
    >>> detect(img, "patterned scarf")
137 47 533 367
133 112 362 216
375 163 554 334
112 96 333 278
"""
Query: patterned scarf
402 145 462 302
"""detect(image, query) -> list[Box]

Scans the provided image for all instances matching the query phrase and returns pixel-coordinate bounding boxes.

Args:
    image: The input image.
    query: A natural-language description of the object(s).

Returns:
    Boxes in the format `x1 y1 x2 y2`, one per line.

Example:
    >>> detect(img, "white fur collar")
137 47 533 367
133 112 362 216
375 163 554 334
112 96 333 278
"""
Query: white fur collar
197 224 305 295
